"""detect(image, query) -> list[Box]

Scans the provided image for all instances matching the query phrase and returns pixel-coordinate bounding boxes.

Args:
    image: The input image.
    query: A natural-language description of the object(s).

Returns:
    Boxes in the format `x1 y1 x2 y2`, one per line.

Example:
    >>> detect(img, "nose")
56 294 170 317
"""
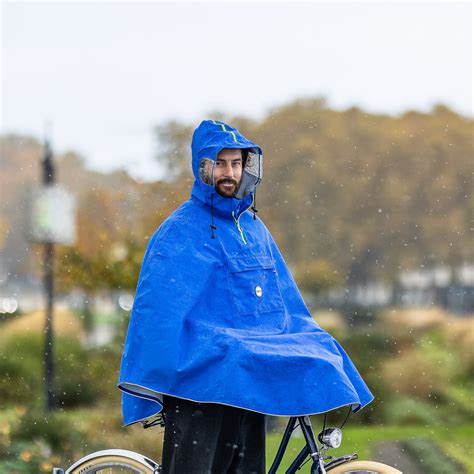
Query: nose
223 162 234 177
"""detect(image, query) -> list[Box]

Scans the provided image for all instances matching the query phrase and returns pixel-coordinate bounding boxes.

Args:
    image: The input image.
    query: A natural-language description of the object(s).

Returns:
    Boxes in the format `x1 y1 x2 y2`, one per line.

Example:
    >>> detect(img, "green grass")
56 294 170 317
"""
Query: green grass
266 424 474 473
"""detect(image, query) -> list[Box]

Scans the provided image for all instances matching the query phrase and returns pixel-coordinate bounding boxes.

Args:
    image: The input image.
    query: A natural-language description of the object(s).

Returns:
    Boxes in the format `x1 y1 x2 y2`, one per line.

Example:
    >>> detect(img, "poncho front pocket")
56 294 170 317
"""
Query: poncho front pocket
226 255 285 316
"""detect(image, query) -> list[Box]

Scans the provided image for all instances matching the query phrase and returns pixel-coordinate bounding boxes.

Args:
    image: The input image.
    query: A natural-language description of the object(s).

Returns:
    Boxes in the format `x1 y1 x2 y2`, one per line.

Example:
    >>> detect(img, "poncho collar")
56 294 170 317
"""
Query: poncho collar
190 182 253 220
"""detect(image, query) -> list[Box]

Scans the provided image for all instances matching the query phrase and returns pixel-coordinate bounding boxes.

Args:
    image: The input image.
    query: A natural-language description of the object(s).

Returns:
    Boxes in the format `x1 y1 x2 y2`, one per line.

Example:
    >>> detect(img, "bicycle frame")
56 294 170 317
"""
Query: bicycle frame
268 416 357 474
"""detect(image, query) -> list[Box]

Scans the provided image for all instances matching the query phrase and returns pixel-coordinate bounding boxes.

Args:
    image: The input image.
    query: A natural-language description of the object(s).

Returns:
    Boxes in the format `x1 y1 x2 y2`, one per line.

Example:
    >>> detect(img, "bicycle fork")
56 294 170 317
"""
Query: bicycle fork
298 416 326 474
268 416 326 474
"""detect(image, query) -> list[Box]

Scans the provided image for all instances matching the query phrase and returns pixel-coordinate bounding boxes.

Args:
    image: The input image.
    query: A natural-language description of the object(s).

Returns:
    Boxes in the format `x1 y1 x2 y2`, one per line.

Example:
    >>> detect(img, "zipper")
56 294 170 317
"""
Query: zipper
231 194 256 244
212 120 247 243
232 210 248 245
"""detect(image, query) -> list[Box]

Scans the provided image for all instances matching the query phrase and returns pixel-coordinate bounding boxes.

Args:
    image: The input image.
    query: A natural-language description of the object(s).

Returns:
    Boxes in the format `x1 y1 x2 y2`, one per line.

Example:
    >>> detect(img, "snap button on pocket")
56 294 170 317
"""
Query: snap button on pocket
227 255 284 315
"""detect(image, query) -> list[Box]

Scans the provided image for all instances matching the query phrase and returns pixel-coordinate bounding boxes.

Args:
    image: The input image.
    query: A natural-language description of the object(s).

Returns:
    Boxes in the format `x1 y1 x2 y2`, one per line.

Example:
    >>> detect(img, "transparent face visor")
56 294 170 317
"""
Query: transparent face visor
199 157 216 186
199 149 263 199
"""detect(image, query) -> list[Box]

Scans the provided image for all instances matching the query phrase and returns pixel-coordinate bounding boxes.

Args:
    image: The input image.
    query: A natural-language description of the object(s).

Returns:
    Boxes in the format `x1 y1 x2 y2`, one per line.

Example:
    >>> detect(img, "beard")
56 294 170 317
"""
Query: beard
215 178 239 198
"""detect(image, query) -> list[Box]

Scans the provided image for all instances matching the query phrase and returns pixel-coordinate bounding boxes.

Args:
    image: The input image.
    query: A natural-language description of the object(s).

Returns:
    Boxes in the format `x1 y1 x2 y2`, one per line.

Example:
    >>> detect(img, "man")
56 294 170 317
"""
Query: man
118 120 373 473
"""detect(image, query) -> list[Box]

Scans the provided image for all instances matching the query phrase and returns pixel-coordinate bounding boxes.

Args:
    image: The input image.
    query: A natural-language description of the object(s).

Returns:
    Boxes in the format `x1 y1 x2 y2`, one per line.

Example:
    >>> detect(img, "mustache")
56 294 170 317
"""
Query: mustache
216 178 238 185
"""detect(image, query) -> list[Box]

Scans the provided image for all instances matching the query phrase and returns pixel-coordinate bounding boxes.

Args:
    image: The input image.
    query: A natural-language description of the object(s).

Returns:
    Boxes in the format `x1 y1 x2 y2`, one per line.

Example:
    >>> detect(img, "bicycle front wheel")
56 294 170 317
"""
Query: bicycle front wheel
327 460 401 473
66 449 159 473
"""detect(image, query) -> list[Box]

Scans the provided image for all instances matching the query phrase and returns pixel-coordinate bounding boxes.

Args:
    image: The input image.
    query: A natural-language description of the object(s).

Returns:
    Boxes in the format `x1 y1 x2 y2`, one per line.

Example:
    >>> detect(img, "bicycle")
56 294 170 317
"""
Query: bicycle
53 410 401 473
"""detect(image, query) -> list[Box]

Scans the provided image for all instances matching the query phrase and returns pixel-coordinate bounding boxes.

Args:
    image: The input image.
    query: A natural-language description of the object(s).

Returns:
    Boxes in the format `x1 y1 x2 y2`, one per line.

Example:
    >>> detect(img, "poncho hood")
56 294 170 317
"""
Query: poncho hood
190 120 263 219
118 120 373 427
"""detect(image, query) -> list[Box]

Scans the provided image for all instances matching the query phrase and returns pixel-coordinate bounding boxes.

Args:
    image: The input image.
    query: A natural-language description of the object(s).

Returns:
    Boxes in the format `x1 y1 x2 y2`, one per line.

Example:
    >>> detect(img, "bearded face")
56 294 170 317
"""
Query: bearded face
200 149 243 198
213 149 243 198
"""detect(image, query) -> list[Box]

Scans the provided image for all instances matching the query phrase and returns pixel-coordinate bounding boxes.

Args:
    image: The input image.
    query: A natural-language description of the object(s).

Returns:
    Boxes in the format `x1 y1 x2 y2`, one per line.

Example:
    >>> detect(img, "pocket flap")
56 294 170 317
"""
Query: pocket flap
226 255 275 273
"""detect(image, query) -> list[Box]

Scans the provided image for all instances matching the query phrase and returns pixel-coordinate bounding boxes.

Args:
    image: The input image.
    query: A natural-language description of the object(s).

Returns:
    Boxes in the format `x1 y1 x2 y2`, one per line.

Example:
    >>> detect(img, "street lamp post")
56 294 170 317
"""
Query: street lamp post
30 132 76 411
42 138 56 411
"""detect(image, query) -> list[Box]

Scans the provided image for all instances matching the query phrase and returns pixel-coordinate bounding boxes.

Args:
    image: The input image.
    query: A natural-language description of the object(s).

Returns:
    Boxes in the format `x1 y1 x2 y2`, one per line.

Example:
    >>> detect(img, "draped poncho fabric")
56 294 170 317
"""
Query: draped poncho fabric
118 120 373 426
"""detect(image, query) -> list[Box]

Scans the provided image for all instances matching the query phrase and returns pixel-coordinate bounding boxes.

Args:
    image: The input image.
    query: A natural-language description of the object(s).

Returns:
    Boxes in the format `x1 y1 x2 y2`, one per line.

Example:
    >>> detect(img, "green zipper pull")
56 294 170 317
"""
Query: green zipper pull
232 211 248 245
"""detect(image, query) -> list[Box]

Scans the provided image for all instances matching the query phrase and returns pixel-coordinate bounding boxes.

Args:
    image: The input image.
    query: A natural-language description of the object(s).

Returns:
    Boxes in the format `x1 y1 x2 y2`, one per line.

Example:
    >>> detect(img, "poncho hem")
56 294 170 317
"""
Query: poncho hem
118 381 364 427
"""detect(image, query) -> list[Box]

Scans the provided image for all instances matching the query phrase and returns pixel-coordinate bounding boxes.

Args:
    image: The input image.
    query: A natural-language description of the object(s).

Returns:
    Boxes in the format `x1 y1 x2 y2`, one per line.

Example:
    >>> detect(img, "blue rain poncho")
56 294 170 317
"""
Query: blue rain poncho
118 120 373 426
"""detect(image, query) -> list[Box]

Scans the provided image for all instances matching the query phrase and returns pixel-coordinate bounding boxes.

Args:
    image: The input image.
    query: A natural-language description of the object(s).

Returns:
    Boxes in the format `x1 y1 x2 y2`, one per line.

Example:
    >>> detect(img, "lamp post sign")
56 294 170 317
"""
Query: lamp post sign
30 185 76 245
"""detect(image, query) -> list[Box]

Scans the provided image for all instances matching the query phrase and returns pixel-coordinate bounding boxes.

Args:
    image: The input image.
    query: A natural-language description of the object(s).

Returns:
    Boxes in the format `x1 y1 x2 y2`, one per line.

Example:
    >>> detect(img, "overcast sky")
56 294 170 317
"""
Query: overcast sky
2 1 472 181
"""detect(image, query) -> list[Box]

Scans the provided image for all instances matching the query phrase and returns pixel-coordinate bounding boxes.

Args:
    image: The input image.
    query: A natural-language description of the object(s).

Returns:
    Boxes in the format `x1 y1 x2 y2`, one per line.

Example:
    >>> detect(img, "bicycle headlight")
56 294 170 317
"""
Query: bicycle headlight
318 428 342 448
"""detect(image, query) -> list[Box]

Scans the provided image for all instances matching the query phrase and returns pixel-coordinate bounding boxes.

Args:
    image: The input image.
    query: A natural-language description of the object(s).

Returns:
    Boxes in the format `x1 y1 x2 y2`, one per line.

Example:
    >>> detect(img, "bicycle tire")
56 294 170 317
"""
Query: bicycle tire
65 449 159 473
327 459 402 473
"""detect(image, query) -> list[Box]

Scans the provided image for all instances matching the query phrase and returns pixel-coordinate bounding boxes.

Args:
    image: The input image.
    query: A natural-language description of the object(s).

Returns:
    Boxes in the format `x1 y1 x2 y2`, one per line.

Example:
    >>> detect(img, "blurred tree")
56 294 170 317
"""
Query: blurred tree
154 120 194 181
293 259 342 294
0 215 8 250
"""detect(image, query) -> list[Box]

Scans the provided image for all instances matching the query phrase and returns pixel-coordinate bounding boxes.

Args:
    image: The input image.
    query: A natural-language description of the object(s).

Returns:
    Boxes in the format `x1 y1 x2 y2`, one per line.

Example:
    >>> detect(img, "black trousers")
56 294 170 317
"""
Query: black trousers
161 395 266 474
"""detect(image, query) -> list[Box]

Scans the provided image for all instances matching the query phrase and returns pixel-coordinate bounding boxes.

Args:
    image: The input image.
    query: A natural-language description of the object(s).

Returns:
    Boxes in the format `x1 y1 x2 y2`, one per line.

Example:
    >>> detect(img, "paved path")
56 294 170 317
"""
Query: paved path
372 441 425 474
